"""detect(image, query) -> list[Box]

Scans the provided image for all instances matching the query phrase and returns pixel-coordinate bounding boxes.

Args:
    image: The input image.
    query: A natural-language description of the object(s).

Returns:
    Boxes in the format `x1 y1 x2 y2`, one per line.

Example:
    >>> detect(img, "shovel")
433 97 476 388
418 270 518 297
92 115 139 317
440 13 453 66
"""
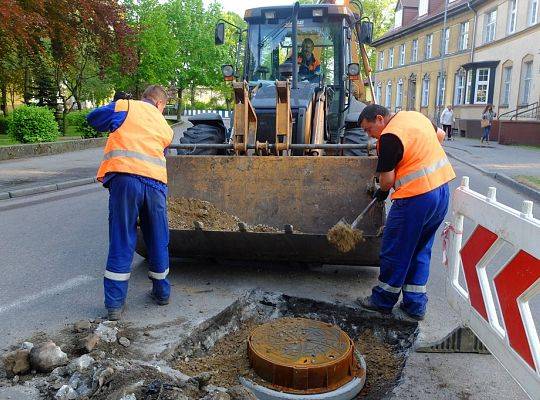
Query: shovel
349 198 378 229
327 198 378 253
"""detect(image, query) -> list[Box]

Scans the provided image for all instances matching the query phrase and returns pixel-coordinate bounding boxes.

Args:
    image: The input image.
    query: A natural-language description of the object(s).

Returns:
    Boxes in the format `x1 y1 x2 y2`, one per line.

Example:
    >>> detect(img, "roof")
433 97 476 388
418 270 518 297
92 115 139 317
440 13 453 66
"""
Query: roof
401 0 420 8
373 0 484 46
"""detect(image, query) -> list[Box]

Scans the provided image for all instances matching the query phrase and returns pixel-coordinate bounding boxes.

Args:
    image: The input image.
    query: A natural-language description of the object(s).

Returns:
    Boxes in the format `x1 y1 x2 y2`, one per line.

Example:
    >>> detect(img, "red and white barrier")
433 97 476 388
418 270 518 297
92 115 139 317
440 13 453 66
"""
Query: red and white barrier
444 176 540 399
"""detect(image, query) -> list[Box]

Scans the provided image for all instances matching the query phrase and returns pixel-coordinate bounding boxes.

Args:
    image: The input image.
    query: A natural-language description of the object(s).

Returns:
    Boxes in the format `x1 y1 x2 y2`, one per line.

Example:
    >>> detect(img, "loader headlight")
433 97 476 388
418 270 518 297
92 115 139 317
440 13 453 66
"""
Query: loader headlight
222 64 234 81
347 63 360 80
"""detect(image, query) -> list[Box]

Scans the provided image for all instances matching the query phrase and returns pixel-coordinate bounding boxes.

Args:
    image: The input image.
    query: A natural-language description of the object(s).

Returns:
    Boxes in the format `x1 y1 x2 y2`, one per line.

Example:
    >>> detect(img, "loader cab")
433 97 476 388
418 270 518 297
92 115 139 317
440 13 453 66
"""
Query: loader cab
243 4 362 143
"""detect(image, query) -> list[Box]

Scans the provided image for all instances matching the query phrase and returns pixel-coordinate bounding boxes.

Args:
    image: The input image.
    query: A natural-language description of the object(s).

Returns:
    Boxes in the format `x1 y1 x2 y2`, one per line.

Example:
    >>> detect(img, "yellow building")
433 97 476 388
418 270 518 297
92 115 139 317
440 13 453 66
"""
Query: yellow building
372 0 475 123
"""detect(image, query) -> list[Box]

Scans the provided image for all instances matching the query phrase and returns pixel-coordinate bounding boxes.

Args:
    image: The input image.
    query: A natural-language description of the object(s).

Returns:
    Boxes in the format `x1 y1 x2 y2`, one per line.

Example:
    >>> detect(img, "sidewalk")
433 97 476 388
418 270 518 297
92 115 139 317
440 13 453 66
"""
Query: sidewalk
443 137 540 200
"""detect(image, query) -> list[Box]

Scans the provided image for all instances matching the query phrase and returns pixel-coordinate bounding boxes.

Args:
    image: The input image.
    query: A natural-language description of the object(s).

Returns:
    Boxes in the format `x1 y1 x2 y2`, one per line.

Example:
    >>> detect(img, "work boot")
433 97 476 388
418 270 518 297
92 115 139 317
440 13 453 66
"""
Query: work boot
107 305 125 321
356 296 392 314
149 290 169 306
398 302 425 321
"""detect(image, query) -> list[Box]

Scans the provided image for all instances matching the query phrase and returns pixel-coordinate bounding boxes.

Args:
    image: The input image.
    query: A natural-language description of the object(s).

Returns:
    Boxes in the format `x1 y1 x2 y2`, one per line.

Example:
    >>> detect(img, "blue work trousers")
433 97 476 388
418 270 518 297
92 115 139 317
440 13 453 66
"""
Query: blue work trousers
371 184 450 316
104 174 170 309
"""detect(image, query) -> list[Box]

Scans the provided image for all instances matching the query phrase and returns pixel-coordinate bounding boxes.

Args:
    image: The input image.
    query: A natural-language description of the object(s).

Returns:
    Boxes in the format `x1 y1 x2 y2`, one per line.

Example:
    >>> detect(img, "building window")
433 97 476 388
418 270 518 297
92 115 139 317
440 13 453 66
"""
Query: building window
419 0 428 16
454 72 466 104
484 9 497 44
501 66 512 106
399 44 405 66
378 51 385 70
436 74 446 106
411 39 418 62
395 3 403 28
459 22 469 50
442 28 450 54
375 83 382 104
425 34 433 59
465 70 473 104
529 0 538 25
385 81 392 108
388 48 394 68
520 60 533 105
474 68 490 104
508 0 517 34
396 79 404 110
421 75 430 107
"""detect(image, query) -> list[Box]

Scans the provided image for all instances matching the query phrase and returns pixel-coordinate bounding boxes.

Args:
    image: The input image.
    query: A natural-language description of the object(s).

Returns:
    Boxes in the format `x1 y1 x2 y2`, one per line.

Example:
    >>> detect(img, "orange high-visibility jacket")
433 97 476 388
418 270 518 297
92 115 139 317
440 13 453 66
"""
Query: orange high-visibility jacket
97 100 173 184
379 111 456 199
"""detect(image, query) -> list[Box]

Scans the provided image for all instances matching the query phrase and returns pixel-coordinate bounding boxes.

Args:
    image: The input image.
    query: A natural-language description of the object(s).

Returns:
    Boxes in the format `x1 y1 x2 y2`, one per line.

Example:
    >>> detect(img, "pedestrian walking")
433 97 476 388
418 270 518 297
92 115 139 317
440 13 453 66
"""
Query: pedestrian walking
440 105 455 140
87 85 174 321
481 104 496 144
357 105 456 320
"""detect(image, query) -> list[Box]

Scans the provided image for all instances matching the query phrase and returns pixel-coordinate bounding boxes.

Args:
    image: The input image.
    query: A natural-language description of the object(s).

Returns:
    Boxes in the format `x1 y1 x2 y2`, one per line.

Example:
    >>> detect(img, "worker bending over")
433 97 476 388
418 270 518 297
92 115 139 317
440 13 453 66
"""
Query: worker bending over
357 105 456 320
87 85 174 321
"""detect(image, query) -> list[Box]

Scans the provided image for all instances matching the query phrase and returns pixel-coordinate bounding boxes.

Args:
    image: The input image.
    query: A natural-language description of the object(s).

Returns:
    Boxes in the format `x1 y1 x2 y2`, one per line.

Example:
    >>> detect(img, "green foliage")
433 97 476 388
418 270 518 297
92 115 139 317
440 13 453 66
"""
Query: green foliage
8 106 59 143
66 110 101 138
0 114 10 135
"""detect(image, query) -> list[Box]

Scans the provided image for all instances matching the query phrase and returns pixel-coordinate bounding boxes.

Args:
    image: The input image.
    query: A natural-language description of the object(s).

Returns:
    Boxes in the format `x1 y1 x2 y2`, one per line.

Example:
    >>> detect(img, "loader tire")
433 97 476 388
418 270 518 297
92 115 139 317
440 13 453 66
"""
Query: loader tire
177 123 225 155
342 127 370 156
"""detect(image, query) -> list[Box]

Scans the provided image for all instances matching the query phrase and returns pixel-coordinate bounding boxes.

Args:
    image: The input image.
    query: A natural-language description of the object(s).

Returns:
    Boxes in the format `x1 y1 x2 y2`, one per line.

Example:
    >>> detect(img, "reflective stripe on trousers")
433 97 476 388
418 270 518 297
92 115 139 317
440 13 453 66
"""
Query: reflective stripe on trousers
148 268 169 280
394 157 450 189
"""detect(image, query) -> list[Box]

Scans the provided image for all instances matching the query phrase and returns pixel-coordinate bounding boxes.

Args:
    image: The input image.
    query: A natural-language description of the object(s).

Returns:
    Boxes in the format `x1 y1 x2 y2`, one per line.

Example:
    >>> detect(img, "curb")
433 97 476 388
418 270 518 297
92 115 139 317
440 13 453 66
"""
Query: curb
446 150 540 202
0 138 106 162
0 177 98 201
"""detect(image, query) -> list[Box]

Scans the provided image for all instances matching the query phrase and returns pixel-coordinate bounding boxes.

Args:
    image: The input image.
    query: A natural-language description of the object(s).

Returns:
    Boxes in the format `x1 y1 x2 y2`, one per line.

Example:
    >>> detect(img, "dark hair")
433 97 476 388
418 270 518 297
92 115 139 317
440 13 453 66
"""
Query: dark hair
113 91 132 101
482 104 493 114
358 104 390 123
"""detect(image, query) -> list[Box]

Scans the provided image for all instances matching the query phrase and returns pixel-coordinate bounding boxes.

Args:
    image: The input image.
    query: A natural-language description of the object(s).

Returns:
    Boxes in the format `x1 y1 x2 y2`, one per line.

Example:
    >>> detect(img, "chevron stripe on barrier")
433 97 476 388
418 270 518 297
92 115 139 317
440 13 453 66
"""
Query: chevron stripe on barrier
445 176 540 399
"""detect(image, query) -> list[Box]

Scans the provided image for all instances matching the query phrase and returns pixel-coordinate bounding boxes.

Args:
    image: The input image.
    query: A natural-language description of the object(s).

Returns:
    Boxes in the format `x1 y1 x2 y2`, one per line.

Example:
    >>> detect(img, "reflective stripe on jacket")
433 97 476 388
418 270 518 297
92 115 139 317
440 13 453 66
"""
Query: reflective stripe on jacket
96 100 173 184
379 111 456 200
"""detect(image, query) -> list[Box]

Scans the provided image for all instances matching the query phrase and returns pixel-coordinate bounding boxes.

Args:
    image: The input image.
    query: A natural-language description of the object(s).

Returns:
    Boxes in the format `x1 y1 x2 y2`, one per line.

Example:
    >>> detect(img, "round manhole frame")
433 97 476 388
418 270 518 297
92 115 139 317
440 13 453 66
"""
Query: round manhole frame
247 317 366 395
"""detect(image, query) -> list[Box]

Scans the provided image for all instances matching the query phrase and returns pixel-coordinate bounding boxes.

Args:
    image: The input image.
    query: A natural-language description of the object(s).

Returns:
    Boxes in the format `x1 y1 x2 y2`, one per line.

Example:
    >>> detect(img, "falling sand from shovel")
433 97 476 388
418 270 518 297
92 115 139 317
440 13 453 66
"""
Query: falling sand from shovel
327 198 377 253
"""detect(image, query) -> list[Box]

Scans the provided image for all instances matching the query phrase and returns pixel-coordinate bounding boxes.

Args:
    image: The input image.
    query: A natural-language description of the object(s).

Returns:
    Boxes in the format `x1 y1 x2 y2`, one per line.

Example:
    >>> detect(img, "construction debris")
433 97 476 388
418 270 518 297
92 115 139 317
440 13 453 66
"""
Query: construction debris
29 341 68 372
327 221 364 252
168 197 280 232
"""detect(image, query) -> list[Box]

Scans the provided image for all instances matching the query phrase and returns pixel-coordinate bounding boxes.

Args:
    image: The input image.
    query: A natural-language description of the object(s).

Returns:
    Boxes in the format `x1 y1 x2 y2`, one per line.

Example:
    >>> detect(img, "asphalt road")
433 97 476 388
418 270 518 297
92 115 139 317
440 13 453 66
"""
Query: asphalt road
0 157 536 398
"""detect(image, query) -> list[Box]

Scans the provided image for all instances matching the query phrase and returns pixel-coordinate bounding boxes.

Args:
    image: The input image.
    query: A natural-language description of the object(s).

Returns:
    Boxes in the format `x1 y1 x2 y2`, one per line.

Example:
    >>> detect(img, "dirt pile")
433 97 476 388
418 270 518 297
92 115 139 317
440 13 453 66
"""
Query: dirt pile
355 329 401 397
327 221 364 252
168 197 280 232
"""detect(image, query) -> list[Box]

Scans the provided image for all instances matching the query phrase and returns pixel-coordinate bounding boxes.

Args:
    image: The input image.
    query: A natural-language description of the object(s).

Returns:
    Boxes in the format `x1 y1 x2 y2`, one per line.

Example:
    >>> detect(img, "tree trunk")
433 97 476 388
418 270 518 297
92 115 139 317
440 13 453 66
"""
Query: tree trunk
9 85 15 111
176 87 183 121
23 65 31 104
190 84 195 108
1 83 7 116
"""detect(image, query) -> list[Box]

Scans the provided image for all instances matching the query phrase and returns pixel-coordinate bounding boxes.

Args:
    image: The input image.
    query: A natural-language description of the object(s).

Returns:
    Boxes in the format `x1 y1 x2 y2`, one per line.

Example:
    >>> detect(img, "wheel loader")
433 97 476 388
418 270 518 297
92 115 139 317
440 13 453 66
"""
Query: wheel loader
137 0 386 266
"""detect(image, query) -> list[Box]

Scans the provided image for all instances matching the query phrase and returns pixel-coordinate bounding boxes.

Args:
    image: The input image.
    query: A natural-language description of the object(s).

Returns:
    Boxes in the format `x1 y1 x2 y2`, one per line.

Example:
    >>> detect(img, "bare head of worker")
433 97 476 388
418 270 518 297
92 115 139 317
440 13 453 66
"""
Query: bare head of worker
142 85 168 113
447 105 452 111
358 104 392 139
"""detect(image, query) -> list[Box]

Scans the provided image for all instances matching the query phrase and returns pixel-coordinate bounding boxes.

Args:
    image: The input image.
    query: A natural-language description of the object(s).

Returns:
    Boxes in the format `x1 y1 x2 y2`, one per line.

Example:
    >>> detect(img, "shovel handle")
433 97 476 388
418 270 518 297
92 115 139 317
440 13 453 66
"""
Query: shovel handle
351 198 378 229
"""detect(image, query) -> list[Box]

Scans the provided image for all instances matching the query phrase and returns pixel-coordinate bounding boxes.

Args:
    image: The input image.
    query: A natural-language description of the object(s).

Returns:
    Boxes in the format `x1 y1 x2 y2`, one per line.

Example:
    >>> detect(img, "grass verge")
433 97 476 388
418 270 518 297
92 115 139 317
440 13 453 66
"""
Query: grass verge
516 175 540 190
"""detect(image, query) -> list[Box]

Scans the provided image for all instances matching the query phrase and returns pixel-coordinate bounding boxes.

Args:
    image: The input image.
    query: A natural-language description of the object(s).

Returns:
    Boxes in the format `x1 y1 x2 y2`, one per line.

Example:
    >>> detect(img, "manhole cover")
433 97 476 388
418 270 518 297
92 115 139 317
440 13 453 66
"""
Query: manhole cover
247 317 365 394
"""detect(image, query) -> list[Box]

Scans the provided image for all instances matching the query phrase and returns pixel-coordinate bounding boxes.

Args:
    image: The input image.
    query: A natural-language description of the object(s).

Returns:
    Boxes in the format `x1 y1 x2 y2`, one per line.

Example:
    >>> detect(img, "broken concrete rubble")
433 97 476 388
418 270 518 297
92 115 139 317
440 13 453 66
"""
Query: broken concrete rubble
2 348 31 376
95 322 118 343
29 341 68 372
67 354 94 373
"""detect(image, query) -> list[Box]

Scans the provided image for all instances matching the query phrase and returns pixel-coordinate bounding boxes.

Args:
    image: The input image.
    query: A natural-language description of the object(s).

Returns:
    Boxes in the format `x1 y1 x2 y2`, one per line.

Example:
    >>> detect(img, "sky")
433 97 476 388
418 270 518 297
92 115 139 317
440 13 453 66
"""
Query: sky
205 0 293 17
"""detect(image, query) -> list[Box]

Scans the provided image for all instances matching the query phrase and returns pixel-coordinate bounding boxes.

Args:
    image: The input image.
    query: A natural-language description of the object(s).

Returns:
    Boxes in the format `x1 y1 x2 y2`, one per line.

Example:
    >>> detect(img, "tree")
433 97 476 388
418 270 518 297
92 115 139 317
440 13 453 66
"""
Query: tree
358 0 395 69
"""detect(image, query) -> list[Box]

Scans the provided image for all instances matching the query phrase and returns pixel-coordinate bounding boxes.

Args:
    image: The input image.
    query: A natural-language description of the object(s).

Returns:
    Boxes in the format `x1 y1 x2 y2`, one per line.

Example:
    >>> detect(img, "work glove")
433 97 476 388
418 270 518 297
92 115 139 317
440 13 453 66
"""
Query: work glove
373 189 390 202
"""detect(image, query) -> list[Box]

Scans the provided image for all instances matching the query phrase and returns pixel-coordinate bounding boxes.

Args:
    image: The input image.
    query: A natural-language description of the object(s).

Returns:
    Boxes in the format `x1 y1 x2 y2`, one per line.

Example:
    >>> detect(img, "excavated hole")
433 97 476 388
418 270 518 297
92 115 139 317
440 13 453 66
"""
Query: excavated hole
172 290 418 399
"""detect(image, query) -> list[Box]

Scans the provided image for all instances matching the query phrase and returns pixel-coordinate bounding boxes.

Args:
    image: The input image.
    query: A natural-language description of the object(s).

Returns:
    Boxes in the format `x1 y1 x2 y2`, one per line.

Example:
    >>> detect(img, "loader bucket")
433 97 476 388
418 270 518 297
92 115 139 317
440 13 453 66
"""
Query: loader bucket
136 155 385 266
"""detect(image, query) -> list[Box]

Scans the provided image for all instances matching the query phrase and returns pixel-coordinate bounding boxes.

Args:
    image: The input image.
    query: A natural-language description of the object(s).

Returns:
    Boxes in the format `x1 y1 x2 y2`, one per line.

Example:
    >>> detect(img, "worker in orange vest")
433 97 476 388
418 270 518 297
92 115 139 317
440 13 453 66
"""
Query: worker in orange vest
357 104 456 320
87 85 174 321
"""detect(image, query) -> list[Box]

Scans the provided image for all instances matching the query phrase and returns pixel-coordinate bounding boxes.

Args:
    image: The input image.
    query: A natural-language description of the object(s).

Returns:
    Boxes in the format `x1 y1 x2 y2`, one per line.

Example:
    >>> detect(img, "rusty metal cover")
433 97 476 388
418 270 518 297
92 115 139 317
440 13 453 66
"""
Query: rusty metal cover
247 318 365 394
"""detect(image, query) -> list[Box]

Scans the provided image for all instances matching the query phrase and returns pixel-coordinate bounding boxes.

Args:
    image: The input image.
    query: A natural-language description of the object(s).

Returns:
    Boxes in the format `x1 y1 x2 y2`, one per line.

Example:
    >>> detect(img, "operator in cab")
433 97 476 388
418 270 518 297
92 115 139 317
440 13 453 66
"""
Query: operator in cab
87 85 174 321
297 38 321 82
356 104 456 321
